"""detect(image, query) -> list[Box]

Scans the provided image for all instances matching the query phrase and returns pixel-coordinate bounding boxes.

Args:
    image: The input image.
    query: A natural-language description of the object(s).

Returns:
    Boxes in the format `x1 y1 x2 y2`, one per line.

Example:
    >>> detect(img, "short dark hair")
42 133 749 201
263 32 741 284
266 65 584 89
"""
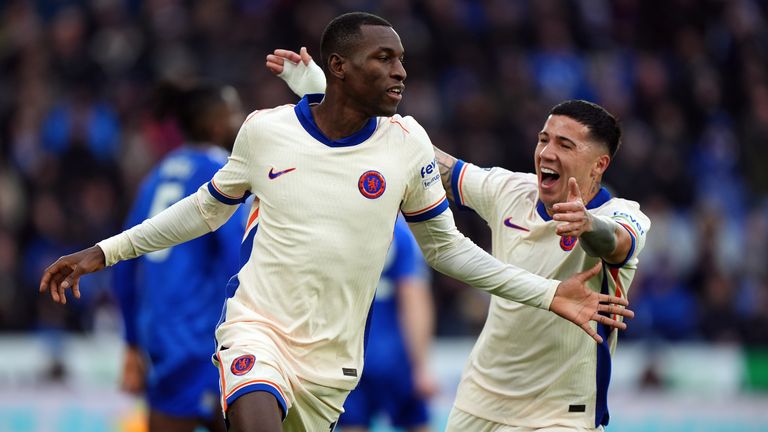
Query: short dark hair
320 12 392 72
152 81 224 142
550 100 621 157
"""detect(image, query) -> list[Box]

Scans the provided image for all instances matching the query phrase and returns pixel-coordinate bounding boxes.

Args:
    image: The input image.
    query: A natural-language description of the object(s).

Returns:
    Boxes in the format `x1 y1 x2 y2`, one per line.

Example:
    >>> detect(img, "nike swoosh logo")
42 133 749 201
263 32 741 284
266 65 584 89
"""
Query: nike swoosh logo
504 217 530 232
268 167 296 179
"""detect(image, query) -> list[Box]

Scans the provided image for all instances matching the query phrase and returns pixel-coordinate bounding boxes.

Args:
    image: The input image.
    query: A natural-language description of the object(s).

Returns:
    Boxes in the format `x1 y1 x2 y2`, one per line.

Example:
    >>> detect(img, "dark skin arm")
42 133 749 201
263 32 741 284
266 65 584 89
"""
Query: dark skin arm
39 245 106 304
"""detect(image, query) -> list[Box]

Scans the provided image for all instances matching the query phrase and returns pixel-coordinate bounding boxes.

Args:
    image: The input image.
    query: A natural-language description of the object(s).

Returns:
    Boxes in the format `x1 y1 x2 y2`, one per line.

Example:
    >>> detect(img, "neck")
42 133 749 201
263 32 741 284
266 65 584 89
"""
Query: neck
310 90 372 140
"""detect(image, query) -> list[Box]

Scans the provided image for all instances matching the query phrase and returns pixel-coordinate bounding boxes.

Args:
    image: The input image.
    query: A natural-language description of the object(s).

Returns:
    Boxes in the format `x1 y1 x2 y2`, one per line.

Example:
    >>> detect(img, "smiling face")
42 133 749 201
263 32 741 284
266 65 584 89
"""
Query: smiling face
340 25 406 117
535 114 611 213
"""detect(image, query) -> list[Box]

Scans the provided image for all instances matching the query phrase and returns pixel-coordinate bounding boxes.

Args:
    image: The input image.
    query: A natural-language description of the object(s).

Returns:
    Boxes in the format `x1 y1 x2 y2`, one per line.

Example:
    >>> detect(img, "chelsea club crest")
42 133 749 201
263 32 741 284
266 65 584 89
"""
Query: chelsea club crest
358 170 386 199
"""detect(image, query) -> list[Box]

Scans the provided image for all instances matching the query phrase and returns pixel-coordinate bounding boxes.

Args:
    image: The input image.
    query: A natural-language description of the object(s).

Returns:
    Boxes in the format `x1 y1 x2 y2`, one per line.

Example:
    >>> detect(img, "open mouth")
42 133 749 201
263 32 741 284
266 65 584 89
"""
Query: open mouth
387 85 404 100
540 167 560 187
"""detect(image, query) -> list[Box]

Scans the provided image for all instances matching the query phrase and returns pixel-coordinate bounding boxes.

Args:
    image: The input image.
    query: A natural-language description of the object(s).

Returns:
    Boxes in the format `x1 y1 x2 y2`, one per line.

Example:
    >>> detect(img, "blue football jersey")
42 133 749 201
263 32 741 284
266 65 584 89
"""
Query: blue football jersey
113 147 245 361
363 217 428 376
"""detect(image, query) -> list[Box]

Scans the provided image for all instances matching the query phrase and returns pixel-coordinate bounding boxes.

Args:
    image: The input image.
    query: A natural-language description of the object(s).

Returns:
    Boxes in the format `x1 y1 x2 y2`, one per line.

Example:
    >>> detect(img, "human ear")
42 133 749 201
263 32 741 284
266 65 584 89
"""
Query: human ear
328 53 345 80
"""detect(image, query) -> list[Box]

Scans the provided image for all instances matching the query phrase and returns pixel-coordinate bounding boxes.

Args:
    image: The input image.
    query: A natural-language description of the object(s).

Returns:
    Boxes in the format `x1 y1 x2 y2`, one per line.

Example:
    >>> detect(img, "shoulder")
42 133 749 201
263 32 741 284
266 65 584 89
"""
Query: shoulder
469 164 536 189
241 104 296 130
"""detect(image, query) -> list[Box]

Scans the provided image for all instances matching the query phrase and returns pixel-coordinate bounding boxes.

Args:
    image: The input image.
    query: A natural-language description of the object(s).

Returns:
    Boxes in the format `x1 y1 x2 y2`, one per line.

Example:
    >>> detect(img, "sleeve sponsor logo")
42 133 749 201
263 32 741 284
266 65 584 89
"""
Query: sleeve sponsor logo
612 211 646 236
420 158 440 189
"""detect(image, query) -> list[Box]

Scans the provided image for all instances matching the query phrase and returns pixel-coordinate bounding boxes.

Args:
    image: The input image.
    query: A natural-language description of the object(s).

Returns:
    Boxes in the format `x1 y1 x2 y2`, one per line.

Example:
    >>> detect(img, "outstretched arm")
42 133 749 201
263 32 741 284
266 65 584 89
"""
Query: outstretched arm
40 189 237 304
409 209 633 344
552 178 634 265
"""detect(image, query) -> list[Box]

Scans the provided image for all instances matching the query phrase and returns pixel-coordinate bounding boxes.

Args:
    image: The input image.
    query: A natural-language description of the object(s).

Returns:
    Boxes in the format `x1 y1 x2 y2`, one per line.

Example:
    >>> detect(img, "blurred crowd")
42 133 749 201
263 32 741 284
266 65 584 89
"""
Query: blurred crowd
1 0 767 349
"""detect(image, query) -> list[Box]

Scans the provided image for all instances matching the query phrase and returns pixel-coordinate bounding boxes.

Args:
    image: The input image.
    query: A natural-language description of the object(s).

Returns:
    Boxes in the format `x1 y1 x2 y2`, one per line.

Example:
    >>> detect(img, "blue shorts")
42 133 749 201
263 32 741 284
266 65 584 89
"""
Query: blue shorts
145 352 220 419
338 369 429 429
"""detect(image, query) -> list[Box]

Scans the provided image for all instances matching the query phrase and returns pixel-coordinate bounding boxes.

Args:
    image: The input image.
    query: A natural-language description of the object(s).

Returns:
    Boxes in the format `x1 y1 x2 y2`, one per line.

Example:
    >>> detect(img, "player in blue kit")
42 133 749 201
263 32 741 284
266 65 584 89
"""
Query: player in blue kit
340 217 436 432
112 82 245 432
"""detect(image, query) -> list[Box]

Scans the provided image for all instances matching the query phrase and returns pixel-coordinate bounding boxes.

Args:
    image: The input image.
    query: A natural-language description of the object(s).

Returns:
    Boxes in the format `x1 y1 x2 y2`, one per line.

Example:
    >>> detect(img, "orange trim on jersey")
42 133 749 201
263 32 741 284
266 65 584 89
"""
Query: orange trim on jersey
245 208 260 232
457 163 468 205
210 179 244 200
402 194 447 216
389 117 410 133
216 352 229 410
226 379 287 404
617 222 638 239
608 267 624 321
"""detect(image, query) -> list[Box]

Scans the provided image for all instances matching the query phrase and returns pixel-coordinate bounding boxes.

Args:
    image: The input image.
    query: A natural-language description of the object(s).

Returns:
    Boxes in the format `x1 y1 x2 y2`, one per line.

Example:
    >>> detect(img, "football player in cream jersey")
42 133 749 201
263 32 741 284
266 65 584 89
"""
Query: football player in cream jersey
41 12 633 432
269 49 649 431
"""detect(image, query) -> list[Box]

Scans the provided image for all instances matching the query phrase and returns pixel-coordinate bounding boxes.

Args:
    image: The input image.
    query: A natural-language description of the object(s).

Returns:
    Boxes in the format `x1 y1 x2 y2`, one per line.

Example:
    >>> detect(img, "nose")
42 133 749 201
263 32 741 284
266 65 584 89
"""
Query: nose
392 59 406 82
538 142 556 161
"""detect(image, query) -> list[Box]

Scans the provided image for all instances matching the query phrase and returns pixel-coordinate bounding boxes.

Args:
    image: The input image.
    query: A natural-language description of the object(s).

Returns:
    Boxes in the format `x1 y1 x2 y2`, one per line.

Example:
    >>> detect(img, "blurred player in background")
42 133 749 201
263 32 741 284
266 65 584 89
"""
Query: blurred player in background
339 217 436 432
41 12 633 432
112 81 245 432
270 49 650 431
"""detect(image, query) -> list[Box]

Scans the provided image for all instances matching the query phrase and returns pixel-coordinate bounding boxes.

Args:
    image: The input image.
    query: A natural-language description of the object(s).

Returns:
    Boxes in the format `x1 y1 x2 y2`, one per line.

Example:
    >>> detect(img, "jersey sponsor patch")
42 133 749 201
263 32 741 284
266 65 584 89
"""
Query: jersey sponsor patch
358 170 386 199
560 235 577 251
420 159 440 188
231 354 255 376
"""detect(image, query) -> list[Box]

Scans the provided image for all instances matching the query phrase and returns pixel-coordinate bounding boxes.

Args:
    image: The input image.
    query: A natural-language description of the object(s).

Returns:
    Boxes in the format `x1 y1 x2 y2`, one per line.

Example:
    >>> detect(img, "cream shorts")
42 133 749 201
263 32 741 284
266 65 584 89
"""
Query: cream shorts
214 343 349 431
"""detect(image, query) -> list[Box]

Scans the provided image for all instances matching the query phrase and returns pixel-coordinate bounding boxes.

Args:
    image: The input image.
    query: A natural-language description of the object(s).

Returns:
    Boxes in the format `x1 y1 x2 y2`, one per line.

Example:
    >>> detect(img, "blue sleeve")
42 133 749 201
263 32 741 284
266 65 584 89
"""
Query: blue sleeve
111 193 147 346
391 219 428 281
215 204 247 276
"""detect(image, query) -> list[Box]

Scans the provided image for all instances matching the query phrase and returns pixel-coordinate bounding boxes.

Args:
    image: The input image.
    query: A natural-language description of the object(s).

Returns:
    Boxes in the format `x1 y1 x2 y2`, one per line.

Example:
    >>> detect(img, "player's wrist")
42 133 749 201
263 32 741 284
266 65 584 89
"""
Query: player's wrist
580 215 617 257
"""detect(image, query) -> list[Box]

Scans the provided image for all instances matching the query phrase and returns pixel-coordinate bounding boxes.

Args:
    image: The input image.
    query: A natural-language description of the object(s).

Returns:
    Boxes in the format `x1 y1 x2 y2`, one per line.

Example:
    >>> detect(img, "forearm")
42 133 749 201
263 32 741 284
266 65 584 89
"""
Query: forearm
409 210 559 309
581 215 631 264
98 185 238 266
434 145 458 203
398 279 434 371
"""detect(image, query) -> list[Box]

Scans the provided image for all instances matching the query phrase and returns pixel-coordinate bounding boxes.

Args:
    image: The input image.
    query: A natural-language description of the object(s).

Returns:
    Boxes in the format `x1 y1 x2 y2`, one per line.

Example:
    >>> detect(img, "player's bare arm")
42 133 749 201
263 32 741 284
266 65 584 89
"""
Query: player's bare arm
433 146 457 203
39 245 106 304
551 177 633 264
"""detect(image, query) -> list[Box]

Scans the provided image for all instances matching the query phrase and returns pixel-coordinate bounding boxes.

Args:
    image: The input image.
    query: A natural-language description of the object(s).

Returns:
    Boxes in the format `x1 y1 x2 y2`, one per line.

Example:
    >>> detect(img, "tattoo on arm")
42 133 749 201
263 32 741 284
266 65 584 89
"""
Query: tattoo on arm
433 146 458 203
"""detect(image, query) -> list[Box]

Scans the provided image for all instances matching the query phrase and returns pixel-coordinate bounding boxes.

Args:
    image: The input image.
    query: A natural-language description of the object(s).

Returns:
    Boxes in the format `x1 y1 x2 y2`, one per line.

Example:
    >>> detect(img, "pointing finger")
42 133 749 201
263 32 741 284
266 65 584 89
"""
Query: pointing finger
567 177 582 203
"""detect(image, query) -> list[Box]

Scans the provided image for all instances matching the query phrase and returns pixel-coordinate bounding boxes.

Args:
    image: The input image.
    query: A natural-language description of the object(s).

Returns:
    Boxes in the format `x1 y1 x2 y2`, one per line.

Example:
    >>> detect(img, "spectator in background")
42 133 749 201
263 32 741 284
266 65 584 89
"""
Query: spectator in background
112 82 245 432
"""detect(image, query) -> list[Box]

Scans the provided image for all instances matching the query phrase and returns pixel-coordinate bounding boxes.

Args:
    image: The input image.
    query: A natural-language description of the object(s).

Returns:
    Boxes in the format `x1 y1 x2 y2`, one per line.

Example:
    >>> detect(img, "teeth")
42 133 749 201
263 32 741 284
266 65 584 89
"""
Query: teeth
389 88 401 94
541 168 557 175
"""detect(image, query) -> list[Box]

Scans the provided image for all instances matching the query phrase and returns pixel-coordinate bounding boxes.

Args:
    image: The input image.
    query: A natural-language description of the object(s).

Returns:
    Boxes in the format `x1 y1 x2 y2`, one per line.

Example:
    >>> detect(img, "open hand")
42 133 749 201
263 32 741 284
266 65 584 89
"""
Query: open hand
121 345 147 395
39 245 106 304
549 263 634 344
266 46 311 76
265 47 326 97
552 177 593 237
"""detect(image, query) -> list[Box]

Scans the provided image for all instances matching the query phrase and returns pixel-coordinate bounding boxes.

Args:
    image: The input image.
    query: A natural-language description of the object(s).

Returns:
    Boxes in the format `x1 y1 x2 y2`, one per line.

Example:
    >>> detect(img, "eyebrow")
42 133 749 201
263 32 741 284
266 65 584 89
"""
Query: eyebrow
539 132 578 146
377 47 404 55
